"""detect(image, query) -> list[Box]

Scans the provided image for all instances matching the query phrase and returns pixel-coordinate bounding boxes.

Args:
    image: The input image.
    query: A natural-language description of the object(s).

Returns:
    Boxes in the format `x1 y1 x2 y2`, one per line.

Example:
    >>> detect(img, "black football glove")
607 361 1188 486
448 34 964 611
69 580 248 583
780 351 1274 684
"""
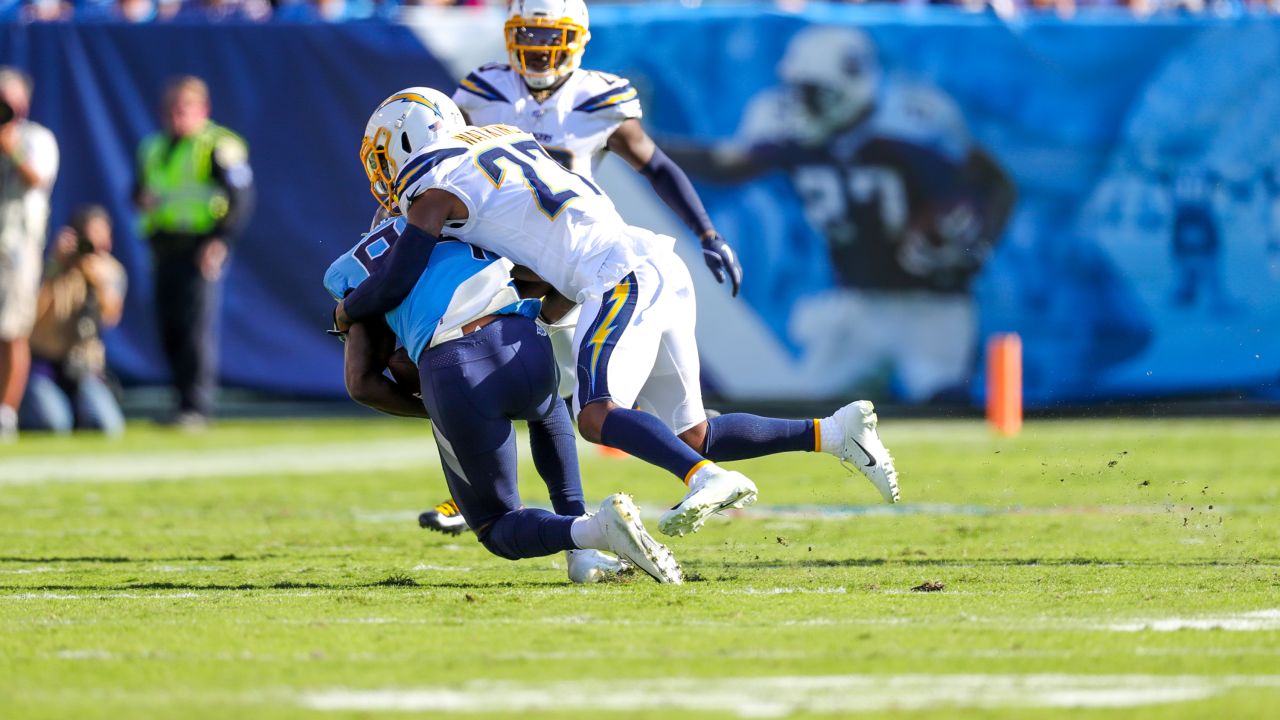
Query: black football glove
700 231 742 297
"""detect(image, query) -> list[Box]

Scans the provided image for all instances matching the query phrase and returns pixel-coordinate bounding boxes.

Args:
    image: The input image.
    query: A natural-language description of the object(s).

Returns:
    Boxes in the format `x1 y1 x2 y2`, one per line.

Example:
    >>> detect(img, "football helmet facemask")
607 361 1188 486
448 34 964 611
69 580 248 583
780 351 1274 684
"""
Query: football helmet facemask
359 87 465 214
505 0 591 91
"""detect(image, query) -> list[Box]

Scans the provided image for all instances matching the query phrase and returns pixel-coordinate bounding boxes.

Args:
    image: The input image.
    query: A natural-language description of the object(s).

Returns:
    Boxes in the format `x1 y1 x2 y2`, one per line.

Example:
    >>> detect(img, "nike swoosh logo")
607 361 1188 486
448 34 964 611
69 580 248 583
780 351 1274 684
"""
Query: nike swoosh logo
851 439 877 468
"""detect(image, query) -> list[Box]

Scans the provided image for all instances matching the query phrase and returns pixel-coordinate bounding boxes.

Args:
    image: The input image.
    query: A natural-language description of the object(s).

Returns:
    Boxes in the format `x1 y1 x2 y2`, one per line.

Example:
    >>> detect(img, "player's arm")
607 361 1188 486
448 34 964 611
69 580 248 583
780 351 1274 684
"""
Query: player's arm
512 266 576 324
335 188 466 330
608 119 742 296
343 317 429 419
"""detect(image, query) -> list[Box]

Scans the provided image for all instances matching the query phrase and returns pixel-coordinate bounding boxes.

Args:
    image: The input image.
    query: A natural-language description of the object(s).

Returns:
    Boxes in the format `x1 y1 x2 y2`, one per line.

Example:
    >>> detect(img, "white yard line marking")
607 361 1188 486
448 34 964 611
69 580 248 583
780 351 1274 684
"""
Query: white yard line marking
0 439 440 485
299 674 1280 715
1104 609 1280 632
410 564 472 572
351 503 1206 525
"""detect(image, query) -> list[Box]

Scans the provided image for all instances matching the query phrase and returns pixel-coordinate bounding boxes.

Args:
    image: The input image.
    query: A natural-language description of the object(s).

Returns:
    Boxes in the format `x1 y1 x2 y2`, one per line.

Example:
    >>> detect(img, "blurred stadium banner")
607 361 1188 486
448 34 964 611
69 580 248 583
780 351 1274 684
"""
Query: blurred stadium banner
5 8 1279 408
0 21 454 397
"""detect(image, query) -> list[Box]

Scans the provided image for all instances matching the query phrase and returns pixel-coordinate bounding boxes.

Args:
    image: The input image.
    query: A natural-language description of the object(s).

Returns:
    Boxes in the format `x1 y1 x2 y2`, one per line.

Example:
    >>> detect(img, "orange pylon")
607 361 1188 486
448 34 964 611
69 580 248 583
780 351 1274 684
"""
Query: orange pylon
986 333 1022 437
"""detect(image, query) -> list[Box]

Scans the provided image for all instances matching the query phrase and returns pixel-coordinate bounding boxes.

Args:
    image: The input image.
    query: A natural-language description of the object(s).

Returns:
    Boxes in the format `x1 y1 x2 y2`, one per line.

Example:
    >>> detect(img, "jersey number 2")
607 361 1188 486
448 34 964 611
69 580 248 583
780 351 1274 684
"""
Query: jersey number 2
476 140 600 221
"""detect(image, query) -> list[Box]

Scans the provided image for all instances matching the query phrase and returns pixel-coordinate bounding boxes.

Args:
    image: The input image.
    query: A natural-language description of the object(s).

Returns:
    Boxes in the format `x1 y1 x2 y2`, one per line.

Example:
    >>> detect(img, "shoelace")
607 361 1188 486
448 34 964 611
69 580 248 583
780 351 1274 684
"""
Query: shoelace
433 499 461 517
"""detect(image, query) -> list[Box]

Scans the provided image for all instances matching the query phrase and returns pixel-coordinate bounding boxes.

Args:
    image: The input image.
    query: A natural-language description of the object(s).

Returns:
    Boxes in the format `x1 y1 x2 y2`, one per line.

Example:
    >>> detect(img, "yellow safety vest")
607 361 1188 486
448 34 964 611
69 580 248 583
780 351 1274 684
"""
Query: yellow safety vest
138 122 244 236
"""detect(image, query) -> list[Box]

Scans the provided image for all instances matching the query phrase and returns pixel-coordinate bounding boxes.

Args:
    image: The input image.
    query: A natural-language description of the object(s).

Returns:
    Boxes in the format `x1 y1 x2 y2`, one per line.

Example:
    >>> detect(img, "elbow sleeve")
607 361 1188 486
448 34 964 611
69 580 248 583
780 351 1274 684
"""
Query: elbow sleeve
343 224 441 322
640 147 714 237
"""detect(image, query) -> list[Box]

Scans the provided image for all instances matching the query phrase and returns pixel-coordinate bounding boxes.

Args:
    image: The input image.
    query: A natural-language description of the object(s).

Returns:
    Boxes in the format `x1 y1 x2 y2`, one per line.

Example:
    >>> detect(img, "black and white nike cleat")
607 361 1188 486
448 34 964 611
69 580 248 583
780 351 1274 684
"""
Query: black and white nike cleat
828 400 900 503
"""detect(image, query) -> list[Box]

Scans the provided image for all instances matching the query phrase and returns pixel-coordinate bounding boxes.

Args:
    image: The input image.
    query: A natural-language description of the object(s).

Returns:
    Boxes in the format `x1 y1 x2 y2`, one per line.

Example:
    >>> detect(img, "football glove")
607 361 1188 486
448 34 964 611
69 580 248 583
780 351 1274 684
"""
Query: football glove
326 306 348 343
700 231 743 297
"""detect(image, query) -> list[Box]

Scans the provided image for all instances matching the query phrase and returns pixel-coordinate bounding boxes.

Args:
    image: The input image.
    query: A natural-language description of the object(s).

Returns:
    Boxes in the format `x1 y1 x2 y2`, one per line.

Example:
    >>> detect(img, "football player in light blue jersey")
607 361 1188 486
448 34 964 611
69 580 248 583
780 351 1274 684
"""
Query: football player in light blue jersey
338 88 902 543
328 99 682 584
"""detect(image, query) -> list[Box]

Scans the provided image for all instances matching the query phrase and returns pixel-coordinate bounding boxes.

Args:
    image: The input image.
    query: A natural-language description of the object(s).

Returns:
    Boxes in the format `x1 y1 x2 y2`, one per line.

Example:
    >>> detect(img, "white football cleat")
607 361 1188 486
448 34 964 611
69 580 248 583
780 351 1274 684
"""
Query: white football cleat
596 494 683 584
658 463 758 537
828 400 900 503
565 548 631 584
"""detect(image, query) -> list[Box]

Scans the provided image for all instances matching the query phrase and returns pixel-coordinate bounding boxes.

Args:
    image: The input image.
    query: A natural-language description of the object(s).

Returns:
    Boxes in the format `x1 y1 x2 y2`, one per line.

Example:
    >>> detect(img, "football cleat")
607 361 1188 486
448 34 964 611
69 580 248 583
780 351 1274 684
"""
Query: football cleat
828 400 900 503
565 548 631 584
596 494 683 584
658 463 758 537
418 499 470 535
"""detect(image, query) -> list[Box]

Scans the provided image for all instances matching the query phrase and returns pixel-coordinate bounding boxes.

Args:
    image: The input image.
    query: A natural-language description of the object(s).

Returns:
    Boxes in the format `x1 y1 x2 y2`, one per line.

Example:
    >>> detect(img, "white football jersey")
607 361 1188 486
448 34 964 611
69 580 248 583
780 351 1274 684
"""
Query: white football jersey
452 64 641 180
397 124 673 303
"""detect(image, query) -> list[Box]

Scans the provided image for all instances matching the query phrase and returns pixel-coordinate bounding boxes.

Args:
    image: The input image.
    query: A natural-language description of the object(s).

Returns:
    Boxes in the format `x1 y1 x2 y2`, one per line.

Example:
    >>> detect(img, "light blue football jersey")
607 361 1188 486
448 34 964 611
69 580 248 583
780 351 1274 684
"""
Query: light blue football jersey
324 217 540 362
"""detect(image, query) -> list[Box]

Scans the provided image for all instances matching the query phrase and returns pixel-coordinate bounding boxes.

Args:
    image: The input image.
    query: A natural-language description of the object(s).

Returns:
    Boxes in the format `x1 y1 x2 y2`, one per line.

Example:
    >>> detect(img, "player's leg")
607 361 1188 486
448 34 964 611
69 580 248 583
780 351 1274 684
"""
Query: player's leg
421 309 580 536
422 318 678 581
640 252 898 519
569 254 756 536
572 267 707 480
418 326 577 560
511 317 631 581
683 405 900 505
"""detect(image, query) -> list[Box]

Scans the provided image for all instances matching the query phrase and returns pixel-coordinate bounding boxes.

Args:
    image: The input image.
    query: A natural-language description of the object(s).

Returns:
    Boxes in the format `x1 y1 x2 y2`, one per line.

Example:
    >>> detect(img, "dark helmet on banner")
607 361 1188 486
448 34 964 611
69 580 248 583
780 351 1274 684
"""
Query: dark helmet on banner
781 26 882 134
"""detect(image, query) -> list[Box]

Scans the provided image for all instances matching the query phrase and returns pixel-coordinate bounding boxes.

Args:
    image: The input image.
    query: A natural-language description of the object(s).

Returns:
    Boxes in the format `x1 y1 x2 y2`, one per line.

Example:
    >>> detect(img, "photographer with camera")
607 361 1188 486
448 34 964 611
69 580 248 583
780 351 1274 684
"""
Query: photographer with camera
21 205 127 435
0 67 59 441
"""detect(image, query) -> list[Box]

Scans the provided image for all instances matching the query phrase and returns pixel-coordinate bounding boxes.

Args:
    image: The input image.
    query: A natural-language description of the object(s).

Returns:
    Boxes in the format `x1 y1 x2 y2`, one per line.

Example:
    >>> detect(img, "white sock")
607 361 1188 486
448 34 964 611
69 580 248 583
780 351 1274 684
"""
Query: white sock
817 415 843 455
0 405 16 427
570 514 608 551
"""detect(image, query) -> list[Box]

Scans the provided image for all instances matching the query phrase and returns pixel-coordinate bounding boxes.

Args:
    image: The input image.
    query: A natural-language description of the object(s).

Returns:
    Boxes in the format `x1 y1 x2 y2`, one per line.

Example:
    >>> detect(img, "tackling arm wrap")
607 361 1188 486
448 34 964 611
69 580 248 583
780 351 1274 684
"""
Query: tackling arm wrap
342 223 442 322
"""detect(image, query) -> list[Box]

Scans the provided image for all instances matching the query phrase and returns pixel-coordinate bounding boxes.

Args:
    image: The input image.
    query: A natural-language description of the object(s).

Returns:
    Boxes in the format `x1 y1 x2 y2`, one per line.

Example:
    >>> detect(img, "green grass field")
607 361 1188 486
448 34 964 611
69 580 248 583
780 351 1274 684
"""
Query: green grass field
2 416 1279 718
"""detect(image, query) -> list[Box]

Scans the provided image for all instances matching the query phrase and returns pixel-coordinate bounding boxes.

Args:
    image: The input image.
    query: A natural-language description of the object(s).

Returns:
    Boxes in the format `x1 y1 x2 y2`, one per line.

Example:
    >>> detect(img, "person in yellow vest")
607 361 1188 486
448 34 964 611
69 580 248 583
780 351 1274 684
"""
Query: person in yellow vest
133 76 253 427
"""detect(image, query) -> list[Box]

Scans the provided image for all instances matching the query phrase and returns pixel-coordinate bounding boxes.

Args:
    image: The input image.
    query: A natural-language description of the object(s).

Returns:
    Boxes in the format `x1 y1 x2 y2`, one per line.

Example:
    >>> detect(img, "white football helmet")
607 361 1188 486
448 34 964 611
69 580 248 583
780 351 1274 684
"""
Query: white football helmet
359 87 465 213
505 0 591 90
780 26 882 135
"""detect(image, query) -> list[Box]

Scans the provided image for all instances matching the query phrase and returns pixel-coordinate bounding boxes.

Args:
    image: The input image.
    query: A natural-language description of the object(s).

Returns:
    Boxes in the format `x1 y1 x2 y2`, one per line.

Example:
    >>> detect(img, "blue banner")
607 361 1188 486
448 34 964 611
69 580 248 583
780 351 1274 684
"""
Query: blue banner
588 8 1280 406
6 12 1279 406
0 21 452 396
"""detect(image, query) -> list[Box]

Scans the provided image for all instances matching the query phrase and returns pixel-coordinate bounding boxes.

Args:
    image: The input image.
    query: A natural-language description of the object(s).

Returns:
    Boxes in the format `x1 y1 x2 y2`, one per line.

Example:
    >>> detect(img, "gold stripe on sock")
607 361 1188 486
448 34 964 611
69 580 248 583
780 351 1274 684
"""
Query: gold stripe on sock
683 459 711 486
813 419 821 452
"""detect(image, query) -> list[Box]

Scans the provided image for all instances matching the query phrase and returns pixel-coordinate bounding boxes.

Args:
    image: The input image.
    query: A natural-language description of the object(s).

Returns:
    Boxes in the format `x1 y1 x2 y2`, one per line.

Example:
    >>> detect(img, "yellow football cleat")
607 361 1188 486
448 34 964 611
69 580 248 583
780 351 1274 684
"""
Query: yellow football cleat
418 499 469 536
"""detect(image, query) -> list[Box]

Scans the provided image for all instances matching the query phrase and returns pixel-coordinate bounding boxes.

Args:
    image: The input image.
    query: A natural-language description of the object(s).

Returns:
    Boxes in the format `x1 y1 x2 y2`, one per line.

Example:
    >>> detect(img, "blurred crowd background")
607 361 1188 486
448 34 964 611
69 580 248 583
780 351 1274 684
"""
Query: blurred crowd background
6 0 1280 23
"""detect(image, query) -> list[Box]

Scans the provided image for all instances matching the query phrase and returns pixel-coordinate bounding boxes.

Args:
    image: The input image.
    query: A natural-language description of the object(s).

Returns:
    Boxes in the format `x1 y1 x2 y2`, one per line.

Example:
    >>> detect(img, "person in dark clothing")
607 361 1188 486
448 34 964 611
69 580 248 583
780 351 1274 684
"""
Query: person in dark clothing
133 76 253 427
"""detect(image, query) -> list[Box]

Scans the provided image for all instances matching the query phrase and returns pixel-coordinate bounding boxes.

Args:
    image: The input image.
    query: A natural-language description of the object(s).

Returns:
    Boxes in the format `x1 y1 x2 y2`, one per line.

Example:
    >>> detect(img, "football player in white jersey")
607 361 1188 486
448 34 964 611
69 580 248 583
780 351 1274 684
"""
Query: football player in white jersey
336 90 900 538
420 0 744 534
456 0 741 382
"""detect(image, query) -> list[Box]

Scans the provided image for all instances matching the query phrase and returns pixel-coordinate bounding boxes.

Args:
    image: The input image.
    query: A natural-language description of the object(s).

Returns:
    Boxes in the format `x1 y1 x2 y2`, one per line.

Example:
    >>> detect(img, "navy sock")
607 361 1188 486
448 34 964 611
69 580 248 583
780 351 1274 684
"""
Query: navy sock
702 414 816 461
528 401 586 516
479 508 577 560
599 407 706 481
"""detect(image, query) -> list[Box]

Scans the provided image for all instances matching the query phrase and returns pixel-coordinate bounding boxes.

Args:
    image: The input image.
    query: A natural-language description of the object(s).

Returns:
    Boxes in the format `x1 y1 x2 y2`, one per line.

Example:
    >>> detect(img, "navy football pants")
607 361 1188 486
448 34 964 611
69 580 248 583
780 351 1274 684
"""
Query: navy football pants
418 316 583 560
